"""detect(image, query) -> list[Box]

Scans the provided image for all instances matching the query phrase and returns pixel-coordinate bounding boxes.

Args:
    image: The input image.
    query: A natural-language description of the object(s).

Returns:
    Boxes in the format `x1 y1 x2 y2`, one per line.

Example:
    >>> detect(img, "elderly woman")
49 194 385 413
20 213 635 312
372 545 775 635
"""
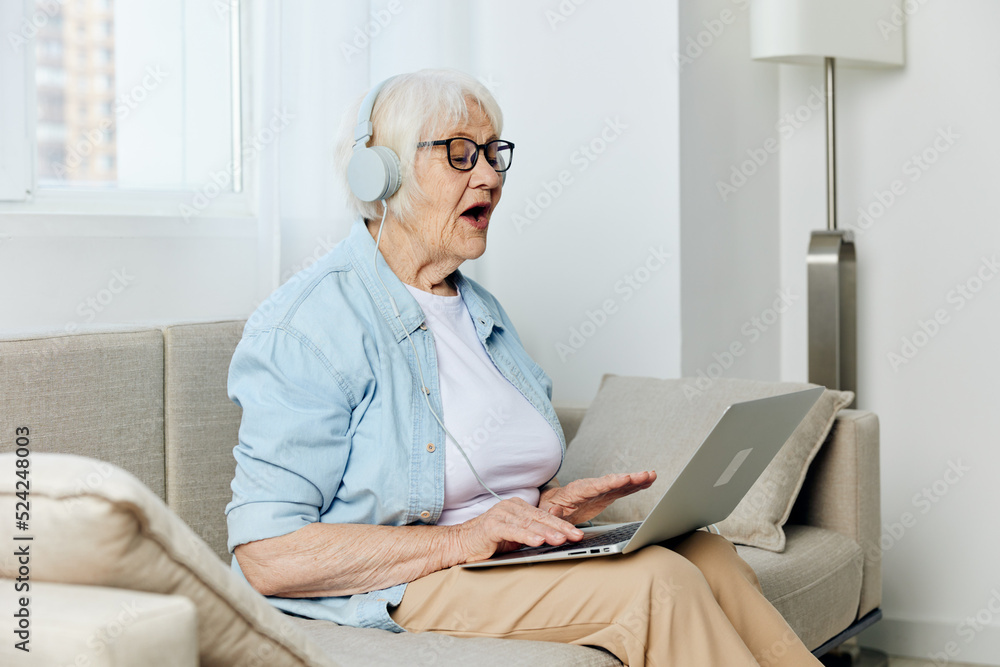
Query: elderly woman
226 69 821 666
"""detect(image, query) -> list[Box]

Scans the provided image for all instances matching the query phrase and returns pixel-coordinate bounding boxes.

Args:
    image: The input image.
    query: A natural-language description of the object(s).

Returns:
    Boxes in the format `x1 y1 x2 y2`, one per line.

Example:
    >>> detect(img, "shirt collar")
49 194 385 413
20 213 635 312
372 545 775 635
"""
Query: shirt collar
451 271 504 342
344 219 504 343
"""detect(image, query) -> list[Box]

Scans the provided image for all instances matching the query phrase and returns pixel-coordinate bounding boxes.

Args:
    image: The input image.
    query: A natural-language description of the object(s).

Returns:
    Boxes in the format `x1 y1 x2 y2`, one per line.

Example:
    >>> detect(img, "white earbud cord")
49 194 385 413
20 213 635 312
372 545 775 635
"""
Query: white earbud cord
372 202 503 503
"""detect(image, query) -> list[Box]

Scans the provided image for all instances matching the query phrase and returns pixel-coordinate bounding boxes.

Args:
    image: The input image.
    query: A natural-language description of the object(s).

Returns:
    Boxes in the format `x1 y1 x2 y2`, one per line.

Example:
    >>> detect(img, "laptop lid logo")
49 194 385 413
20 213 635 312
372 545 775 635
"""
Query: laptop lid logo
714 447 753 487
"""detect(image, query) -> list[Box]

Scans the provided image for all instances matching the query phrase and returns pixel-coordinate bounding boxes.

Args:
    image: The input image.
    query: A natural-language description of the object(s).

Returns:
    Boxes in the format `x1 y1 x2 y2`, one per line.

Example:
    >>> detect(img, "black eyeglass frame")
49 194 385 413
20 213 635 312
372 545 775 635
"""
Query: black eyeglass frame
416 137 515 173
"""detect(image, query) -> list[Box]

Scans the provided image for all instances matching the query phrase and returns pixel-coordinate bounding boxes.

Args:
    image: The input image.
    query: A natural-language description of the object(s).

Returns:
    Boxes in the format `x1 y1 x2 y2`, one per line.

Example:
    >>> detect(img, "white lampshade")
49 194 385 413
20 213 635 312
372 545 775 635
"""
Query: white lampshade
751 0 904 68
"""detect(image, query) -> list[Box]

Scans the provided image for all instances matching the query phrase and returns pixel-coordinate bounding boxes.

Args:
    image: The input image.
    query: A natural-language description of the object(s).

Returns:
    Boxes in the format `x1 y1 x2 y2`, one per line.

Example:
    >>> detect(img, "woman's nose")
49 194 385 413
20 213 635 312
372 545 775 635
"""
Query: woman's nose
470 152 502 188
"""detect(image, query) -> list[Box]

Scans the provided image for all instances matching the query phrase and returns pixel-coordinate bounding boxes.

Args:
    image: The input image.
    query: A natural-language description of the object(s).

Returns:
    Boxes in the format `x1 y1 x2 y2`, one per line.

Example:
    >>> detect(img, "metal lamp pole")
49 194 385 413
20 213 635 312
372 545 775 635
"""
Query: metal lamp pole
807 57 857 406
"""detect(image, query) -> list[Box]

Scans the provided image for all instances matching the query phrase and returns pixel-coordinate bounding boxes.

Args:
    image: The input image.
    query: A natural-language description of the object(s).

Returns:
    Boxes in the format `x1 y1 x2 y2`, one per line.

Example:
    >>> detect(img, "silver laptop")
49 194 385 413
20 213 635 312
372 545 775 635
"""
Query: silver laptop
461 387 824 568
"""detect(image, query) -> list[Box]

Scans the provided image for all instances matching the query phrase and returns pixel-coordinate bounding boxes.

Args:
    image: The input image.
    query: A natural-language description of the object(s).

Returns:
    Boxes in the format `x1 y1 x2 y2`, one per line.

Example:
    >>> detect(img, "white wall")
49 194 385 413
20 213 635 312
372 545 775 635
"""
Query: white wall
776 2 1000 663
679 0 783 385
0 222 264 336
469 0 681 405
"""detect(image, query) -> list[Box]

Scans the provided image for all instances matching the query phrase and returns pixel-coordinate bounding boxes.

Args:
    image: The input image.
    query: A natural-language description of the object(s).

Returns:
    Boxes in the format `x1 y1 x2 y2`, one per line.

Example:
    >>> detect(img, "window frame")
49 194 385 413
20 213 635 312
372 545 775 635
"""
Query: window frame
0 0 263 228
0 0 32 202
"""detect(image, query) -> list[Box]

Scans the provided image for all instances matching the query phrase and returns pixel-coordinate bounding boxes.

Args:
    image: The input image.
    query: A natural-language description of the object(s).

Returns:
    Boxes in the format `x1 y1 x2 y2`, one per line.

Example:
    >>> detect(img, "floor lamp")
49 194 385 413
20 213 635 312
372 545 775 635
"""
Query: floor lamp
750 0 904 412
750 3 903 662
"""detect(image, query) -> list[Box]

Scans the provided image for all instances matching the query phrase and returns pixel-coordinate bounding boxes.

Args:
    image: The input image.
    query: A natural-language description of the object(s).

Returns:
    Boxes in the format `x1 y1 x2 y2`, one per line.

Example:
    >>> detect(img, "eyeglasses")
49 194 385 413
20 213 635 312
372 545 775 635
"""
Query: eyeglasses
416 137 515 173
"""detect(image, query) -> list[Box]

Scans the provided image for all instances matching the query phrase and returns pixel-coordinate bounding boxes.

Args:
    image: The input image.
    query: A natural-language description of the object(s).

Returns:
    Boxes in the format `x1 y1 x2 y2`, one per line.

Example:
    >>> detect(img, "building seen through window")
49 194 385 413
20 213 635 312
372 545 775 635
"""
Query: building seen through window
32 0 235 193
36 0 117 184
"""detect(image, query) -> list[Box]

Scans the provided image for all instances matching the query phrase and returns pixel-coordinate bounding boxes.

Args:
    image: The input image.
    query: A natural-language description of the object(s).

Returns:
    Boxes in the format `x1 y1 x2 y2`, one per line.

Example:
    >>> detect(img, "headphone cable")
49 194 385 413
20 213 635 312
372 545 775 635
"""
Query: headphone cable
372 203 503 503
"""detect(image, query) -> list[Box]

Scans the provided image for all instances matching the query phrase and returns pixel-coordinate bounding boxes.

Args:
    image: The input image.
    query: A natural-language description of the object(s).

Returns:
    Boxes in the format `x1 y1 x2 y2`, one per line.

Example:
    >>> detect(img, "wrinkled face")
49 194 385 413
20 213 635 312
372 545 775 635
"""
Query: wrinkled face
405 101 503 265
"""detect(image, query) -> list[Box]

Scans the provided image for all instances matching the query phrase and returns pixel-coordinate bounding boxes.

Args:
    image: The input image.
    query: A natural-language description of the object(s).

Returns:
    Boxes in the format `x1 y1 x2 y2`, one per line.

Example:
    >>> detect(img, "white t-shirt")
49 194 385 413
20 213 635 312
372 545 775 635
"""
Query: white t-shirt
404 284 562 526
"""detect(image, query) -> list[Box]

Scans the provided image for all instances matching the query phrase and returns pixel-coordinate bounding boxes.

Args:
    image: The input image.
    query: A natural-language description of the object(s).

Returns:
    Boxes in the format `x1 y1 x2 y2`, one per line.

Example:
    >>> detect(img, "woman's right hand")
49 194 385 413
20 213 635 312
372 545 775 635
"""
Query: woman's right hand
452 497 585 563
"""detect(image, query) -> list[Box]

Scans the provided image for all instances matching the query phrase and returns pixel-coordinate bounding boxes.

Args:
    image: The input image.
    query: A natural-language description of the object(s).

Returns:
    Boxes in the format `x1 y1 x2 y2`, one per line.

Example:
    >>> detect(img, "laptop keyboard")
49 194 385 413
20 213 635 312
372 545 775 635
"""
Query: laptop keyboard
547 521 642 552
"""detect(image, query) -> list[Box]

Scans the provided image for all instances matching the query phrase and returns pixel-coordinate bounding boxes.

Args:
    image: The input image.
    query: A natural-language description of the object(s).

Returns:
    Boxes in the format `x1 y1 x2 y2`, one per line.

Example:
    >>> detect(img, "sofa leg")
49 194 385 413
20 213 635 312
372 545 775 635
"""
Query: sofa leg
820 639 889 667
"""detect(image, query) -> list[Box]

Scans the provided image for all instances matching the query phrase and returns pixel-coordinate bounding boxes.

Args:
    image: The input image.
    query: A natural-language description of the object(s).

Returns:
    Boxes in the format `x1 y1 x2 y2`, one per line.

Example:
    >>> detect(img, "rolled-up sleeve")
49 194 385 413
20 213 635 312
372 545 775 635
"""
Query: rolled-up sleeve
225 325 355 553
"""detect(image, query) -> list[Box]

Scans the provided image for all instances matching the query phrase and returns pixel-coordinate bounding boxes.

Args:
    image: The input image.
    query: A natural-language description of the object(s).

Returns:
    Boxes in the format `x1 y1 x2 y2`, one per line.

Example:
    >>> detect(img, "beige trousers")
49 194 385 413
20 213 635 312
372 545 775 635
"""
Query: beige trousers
391 531 822 667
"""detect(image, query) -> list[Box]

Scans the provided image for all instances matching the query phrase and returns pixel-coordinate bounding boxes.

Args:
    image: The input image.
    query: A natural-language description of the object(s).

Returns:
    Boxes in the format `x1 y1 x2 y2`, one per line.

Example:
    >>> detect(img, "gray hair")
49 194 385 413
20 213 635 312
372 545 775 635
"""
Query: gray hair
335 69 504 223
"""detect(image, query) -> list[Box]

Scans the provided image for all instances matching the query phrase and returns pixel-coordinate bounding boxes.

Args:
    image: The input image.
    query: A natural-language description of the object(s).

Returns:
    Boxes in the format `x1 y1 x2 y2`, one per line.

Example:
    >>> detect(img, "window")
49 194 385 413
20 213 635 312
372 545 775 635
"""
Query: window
35 67 66 87
40 39 62 60
0 0 247 213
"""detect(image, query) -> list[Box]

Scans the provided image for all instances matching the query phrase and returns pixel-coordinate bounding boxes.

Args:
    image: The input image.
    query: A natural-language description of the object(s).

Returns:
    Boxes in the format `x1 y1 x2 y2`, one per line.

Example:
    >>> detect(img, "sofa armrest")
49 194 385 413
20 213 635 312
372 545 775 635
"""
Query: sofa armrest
791 409 882 618
0 580 197 666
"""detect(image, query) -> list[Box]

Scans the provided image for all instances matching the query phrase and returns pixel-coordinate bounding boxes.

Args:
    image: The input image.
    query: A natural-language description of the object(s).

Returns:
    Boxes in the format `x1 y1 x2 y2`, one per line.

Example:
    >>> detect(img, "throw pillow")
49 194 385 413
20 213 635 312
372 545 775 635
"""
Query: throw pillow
557 375 854 552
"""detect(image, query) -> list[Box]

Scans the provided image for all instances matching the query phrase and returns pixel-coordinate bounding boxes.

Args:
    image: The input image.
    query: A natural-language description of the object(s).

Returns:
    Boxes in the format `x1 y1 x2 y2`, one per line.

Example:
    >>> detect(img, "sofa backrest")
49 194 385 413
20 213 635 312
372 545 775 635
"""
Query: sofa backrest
0 328 167 499
163 321 246 562
0 323 242 562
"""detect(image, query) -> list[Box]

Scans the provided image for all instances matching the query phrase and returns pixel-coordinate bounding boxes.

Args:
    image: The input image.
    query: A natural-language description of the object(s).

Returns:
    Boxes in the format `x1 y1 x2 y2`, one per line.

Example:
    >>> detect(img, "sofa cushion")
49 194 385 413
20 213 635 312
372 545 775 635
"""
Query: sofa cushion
0 328 166 499
163 320 246 562
0 452 336 667
558 375 854 551
288 618 623 667
737 525 863 651
0 580 198 666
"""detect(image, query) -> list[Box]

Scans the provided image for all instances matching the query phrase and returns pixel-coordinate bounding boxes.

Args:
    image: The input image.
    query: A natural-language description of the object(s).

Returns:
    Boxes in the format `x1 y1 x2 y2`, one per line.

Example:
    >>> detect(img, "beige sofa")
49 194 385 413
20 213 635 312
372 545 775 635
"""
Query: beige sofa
0 321 881 666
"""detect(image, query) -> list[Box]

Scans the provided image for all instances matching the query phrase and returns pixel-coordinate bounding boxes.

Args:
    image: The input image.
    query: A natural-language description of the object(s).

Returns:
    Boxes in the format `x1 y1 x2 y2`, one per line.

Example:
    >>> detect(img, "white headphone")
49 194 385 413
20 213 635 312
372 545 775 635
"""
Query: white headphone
348 77 402 202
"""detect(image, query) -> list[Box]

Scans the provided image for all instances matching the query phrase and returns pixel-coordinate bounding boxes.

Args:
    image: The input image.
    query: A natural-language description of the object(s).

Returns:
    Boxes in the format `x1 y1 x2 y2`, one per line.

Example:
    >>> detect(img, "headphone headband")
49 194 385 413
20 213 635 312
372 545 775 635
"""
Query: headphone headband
353 76 395 147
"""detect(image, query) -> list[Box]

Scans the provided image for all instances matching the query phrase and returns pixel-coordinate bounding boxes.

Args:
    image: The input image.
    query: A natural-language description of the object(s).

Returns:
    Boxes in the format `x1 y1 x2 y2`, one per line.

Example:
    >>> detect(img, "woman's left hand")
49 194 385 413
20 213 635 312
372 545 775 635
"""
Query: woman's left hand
538 471 657 526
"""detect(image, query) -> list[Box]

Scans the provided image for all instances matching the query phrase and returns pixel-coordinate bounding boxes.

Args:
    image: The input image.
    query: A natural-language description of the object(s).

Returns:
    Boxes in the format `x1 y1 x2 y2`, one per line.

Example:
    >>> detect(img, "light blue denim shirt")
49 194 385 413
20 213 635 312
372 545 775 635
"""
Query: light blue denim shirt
225 219 565 631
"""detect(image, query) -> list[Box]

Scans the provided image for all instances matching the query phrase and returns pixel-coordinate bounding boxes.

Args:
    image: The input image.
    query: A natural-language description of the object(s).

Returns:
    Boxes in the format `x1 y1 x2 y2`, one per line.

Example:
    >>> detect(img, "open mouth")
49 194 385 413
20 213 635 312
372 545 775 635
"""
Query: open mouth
461 202 492 229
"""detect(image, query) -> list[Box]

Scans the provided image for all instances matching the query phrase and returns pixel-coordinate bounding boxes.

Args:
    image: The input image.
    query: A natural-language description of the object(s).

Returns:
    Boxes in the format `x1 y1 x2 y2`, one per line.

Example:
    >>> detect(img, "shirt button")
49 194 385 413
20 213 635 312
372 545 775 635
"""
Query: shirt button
426 443 436 453
419 510 431 520
419 323 427 330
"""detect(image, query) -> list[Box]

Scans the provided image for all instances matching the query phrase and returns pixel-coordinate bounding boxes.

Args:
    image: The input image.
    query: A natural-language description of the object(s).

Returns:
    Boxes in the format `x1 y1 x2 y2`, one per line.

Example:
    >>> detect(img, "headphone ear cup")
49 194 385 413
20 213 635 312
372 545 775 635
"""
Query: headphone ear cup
348 145 402 202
